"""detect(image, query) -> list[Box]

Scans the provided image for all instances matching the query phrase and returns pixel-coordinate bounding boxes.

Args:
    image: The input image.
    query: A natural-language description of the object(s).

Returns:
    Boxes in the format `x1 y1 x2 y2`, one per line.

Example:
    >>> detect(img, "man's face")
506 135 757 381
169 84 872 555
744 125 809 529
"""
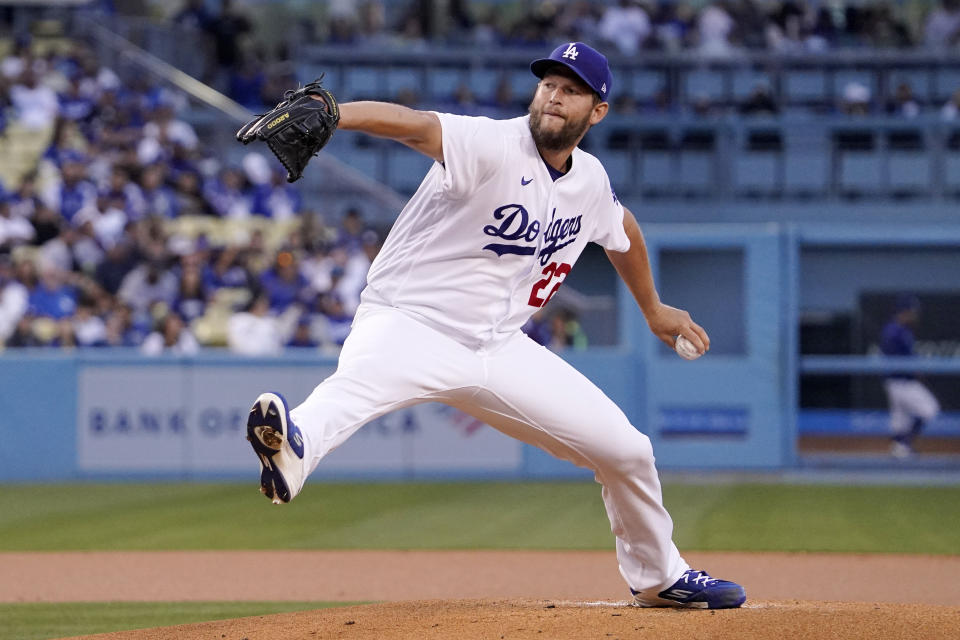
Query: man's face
528 68 606 152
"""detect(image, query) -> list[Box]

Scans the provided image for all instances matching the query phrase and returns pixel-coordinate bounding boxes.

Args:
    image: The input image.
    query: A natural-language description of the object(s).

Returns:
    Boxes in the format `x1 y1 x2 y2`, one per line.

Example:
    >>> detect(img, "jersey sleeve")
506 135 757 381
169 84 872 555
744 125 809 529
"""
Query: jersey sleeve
590 170 630 252
434 113 506 200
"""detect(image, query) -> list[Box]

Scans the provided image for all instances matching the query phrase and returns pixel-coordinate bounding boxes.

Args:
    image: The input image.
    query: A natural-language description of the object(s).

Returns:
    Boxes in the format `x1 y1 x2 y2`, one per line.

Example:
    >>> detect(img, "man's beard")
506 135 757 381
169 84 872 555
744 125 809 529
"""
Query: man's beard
528 104 592 151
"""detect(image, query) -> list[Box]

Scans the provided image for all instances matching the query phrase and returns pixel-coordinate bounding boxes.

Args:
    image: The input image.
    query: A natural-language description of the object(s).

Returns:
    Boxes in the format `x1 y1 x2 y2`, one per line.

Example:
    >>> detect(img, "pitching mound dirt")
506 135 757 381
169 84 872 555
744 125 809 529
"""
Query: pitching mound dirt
62 599 960 640
7 551 959 639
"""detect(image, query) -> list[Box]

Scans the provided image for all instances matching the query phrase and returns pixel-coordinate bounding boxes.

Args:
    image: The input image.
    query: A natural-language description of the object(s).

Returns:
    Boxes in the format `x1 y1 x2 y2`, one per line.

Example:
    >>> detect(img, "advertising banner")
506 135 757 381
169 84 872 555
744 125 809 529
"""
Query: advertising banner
77 364 522 475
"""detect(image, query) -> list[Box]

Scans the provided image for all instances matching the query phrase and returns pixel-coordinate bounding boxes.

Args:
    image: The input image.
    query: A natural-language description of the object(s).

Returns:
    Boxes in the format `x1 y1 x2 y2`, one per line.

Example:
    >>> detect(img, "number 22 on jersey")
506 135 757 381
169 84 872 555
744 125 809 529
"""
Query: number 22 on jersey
528 262 571 308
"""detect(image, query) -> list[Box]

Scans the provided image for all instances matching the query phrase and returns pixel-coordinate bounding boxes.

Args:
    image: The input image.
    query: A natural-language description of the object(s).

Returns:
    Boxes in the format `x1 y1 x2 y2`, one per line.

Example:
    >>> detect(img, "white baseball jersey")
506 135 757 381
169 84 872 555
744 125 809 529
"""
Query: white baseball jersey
363 113 629 347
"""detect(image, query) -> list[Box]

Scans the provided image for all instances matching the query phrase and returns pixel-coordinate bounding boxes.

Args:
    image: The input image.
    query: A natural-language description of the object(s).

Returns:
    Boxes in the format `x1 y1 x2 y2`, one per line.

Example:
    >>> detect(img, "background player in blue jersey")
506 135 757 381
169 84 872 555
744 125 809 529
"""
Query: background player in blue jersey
880 294 941 458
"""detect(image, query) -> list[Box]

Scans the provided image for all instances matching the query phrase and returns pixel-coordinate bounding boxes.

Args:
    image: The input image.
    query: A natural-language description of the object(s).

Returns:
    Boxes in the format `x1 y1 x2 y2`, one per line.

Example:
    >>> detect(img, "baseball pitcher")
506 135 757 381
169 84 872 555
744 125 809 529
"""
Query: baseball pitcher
239 42 745 609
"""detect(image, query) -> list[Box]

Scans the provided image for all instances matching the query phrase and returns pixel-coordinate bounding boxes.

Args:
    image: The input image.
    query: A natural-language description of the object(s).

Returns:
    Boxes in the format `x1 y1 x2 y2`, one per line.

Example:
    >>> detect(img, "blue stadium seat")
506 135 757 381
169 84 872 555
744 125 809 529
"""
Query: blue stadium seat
734 151 779 196
341 145 381 181
684 68 724 102
509 69 537 102
628 70 664 99
888 70 931 103
732 71 772 100
636 130 673 195
783 152 828 196
934 68 960 102
386 67 422 98
945 152 960 194
839 153 881 195
887 131 928 195
471 68 501 100
297 63 341 94
428 68 464 102
784 70 826 105
639 152 673 194
677 152 713 193
732 126 783 196
676 130 715 194
343 66 383 100
888 152 929 194
602 150 635 193
387 149 434 194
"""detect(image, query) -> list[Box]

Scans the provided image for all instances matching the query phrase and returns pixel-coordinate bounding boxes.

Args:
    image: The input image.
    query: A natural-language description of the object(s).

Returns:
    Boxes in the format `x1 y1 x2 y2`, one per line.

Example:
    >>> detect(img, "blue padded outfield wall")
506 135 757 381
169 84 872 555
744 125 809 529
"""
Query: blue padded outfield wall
1 223 958 481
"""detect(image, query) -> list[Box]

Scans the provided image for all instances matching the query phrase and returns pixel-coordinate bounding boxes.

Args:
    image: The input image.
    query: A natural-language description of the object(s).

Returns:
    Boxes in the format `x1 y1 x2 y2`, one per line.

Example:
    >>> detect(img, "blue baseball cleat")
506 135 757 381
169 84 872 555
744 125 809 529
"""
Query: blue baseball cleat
631 569 746 609
246 392 306 504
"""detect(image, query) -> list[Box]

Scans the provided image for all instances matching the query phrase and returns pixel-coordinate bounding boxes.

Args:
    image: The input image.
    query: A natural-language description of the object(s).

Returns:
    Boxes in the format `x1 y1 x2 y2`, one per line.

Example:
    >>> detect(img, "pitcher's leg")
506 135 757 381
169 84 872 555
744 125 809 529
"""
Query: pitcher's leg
465 336 687 592
294 306 485 472
250 306 482 498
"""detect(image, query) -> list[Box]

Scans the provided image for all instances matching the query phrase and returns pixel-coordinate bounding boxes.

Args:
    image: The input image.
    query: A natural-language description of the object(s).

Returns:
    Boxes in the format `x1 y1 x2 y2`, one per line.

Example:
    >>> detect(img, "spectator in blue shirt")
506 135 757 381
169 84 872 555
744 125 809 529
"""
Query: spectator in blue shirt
139 164 180 218
259 250 309 312
58 75 96 123
28 262 77 320
250 168 302 219
880 294 941 458
173 262 208 323
204 167 251 218
45 152 98 224
286 316 319 349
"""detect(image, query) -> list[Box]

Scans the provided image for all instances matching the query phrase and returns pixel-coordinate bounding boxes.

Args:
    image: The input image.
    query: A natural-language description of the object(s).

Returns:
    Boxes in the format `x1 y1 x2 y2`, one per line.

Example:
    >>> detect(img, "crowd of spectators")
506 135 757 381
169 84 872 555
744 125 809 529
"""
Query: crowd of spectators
157 0 960 121
0 35 387 355
236 0 959 56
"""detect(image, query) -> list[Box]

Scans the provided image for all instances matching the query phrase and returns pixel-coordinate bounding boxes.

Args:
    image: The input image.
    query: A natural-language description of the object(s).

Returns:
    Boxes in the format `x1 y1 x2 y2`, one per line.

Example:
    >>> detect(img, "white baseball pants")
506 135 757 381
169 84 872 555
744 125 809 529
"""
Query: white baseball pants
289 303 689 592
884 378 940 434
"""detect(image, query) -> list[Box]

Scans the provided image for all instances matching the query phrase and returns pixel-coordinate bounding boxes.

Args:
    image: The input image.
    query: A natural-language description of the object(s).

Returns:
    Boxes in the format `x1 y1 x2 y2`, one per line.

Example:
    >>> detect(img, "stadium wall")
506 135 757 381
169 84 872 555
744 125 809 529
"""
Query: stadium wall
1 223 957 481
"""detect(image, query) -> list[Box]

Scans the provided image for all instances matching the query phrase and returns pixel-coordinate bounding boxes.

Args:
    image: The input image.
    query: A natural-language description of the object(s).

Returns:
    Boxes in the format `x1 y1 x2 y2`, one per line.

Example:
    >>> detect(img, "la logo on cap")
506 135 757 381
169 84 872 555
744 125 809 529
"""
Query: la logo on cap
562 43 579 60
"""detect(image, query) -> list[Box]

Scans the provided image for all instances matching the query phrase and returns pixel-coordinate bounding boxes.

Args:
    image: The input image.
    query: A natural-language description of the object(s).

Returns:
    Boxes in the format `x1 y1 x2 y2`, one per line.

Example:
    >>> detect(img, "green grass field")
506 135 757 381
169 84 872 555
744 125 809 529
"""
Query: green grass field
0 601 354 640
2 482 958 554
2 481 958 639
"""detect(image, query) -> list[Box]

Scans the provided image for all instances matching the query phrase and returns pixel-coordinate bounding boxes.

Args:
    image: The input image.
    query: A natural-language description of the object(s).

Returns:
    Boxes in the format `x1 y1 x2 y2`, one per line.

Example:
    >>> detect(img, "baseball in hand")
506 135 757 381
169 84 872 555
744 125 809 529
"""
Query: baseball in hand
674 335 703 361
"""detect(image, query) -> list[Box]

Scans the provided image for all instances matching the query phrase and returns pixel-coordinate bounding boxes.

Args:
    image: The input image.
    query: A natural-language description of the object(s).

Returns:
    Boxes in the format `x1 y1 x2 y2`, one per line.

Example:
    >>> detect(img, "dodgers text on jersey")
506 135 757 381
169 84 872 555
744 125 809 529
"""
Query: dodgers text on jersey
482 204 582 265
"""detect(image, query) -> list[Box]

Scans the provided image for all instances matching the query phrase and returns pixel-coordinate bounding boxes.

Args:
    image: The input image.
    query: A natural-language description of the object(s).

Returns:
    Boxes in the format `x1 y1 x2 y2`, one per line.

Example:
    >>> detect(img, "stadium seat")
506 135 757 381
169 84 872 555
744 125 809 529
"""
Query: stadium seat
887 70 931 103
834 130 880 198
386 67 422 99
297 63 341 94
783 144 828 197
934 68 960 103
676 130 715 195
508 69 537 102
637 130 673 196
887 130 928 197
684 68 725 104
732 70 772 101
602 149 635 193
428 67 464 102
471 68 501 100
342 145 382 181
343 66 383 100
628 69 665 101
734 129 782 197
387 149 433 194
784 70 827 108
945 130 960 195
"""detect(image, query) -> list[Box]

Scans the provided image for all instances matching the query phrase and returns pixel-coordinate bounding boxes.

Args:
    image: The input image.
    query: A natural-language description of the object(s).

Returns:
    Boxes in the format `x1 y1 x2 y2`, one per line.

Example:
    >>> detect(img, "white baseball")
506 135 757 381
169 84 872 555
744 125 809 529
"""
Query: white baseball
674 335 703 361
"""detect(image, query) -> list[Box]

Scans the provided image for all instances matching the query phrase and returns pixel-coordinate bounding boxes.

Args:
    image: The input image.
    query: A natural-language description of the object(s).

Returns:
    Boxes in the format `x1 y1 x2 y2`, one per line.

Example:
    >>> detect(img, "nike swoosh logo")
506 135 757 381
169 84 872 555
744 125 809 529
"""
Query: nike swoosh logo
521 177 533 186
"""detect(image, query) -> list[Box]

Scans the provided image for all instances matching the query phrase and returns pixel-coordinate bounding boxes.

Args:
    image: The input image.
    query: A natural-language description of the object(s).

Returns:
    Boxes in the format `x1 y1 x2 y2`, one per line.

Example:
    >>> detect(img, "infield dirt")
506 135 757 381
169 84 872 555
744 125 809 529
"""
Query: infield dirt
6 550 958 639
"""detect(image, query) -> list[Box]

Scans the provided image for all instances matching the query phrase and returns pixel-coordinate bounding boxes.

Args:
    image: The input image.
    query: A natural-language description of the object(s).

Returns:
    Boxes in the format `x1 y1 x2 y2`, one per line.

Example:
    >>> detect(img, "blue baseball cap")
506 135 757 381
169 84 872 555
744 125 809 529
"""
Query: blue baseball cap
530 42 613 102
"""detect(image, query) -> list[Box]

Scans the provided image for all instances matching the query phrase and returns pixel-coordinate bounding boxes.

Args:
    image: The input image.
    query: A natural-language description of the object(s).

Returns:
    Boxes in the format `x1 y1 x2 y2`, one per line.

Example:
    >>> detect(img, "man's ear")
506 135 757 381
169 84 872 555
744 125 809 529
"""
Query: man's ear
590 101 609 125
